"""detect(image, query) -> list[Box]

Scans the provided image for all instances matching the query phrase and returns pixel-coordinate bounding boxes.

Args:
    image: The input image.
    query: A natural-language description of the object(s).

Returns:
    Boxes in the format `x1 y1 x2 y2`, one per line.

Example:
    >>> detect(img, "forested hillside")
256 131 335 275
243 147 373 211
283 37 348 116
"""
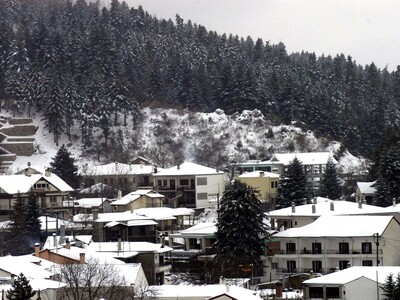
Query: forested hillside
0 0 399 158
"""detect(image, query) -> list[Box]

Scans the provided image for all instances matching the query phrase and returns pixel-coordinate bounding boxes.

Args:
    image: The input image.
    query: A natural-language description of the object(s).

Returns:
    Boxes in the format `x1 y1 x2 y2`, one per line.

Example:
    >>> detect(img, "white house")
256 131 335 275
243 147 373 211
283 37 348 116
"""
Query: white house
272 215 400 275
267 197 386 230
153 162 226 209
356 181 377 204
303 266 400 300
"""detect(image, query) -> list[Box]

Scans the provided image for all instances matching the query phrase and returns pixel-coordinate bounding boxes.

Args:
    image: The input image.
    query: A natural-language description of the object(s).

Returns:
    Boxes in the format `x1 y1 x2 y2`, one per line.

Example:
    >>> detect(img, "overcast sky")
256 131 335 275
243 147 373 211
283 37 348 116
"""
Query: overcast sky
119 0 400 71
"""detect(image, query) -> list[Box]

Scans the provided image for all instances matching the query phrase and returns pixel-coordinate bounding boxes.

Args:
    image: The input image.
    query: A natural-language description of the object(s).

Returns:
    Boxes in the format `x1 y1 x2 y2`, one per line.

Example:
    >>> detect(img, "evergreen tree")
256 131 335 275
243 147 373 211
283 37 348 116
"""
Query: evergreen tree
50 144 80 189
7 273 36 300
9 194 26 235
214 181 268 278
26 193 41 238
275 157 309 208
319 158 342 199
381 273 400 300
374 176 392 207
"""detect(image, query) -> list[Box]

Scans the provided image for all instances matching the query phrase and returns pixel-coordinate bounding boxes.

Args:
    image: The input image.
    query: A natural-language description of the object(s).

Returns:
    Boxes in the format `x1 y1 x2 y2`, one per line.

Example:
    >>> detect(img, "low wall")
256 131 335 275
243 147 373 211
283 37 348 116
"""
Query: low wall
0 125 38 136
1 142 35 156
8 118 33 125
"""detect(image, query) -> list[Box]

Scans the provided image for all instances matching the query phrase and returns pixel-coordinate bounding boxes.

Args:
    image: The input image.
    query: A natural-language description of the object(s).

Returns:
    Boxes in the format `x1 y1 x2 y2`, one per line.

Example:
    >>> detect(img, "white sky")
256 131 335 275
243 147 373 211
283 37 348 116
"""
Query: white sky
121 0 400 71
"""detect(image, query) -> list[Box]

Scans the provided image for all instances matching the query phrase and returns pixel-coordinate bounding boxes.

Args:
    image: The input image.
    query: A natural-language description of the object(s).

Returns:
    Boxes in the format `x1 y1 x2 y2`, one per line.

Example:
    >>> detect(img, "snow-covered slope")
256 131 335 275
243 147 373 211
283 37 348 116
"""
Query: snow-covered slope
6 108 366 174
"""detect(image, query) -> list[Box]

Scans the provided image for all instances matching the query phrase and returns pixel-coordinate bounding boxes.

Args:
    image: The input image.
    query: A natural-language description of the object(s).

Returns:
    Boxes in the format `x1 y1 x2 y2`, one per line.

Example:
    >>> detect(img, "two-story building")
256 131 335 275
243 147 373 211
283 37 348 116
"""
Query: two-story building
236 170 280 209
0 169 73 219
111 189 165 212
272 215 400 276
153 162 226 209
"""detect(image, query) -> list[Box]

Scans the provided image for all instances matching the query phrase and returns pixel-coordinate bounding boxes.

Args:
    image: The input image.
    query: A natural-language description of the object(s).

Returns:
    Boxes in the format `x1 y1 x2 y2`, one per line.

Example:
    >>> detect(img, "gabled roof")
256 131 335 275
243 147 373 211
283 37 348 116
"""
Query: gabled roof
0 173 73 194
273 215 395 238
179 222 217 236
93 211 154 223
267 197 386 218
88 241 173 253
0 255 54 279
111 189 165 206
134 207 194 220
82 162 155 176
303 266 400 285
238 170 280 178
357 181 377 194
73 198 108 208
153 162 224 176
269 152 337 165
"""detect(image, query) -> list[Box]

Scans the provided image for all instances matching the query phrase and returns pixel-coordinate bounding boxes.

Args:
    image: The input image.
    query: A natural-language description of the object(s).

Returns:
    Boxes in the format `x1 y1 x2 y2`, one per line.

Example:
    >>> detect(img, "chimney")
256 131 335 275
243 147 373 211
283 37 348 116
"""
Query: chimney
219 276 225 285
260 171 264 177
117 190 122 200
83 163 88 174
330 201 334 211
312 204 316 214
291 202 295 213
65 239 71 250
28 162 31 167
34 243 40 257
154 166 158 174
115 162 118 172
129 162 132 171
45 168 51 177
275 281 283 298
92 209 99 221
53 233 57 248
393 198 397 207
79 253 85 264
10 274 15 284
60 225 66 244
225 283 230 293
313 197 317 204
177 164 180 170
309 270 314 279
358 201 362 209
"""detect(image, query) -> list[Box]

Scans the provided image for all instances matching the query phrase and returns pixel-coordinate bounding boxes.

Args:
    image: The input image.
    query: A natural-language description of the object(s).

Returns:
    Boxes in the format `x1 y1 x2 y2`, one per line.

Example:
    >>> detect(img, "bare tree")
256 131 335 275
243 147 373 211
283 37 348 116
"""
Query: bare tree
57 257 154 300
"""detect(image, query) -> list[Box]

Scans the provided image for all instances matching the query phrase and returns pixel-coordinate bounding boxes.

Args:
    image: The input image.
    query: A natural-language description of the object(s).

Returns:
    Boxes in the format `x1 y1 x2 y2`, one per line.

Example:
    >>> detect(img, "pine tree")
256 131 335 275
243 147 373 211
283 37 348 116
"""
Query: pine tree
374 176 392 207
26 193 41 238
50 144 80 189
7 273 36 300
381 273 400 300
9 194 26 235
214 181 268 278
275 157 309 208
319 158 342 199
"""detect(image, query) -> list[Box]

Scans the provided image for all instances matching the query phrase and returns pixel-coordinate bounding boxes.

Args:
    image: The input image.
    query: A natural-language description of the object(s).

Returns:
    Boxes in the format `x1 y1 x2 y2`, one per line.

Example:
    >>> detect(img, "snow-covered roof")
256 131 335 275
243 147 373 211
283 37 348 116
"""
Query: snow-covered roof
153 161 224 176
273 215 394 238
73 198 107 208
303 266 400 285
357 181 377 194
269 152 337 165
0 173 73 194
134 207 194 220
82 162 155 176
39 216 87 231
88 241 173 253
79 183 116 194
111 189 165 206
0 255 54 279
179 222 217 236
153 284 262 299
43 235 93 249
93 211 154 223
267 197 386 217
238 170 280 178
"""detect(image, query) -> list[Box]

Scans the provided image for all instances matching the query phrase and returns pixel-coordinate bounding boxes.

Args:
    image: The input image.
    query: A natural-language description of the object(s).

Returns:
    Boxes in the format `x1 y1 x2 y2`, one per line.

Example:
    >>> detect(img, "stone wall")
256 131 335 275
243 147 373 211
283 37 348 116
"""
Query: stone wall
0 125 38 136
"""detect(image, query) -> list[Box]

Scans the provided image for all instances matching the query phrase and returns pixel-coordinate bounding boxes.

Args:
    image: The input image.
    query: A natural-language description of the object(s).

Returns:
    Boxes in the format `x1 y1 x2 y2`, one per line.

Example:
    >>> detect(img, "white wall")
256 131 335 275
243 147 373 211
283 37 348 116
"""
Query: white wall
345 277 382 300
195 174 225 209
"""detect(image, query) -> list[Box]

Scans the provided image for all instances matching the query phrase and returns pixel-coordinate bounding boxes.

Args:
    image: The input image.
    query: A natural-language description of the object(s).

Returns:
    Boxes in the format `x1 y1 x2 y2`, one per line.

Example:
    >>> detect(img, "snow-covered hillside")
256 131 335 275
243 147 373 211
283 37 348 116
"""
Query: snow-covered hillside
6 108 366 174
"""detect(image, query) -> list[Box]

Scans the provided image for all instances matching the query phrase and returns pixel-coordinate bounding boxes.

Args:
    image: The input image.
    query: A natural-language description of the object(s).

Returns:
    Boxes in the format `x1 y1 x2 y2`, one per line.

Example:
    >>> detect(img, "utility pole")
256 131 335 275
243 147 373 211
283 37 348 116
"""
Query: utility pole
373 233 380 266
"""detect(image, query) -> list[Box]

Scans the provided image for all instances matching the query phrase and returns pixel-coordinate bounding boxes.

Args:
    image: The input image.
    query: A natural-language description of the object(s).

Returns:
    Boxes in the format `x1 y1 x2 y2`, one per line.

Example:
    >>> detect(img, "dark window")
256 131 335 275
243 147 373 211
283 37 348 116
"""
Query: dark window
362 242 372 254
170 180 176 189
312 260 322 273
103 178 108 184
158 180 162 186
309 287 323 298
339 260 350 270
287 260 296 272
163 179 167 186
180 179 189 186
312 242 322 254
326 287 340 298
339 242 349 254
197 177 207 185
124 178 128 183
286 242 296 254
362 260 373 266
270 181 278 188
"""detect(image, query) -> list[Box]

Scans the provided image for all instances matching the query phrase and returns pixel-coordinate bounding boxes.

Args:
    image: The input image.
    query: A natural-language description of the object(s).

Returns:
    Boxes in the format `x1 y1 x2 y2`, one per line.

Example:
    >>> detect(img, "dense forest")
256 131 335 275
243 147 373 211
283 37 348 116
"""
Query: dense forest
1 0 400 158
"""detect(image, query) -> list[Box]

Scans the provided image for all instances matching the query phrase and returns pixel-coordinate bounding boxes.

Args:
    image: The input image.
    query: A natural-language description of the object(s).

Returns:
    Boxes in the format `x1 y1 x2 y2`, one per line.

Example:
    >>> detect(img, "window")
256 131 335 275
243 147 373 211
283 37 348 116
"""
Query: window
339 242 349 254
312 242 322 254
312 260 322 272
163 179 167 186
103 178 108 184
158 180 162 186
271 263 278 269
197 193 208 200
286 242 296 254
362 242 372 254
170 180 176 189
339 260 350 270
309 287 323 298
270 181 278 189
180 179 189 186
197 177 207 185
50 196 57 203
124 178 128 184
287 260 296 272
110 178 114 184
362 260 373 266
326 287 340 298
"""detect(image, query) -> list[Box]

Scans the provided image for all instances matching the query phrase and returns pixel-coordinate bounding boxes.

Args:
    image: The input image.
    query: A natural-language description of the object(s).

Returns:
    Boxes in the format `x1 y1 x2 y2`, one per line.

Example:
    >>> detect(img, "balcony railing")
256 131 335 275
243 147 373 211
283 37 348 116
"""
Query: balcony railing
276 249 383 255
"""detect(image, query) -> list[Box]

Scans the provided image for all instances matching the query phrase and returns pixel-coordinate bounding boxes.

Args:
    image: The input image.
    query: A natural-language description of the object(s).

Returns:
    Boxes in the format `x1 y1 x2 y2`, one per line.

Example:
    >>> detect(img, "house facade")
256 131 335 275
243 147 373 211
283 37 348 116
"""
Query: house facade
111 189 165 212
356 181 377 204
272 215 400 276
153 162 226 209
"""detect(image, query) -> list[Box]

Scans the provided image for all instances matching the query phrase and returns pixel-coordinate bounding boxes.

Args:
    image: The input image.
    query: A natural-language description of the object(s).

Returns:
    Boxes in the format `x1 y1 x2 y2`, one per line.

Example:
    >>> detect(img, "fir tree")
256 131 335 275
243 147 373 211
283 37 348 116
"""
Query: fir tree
7 273 36 300
26 193 41 238
9 194 26 235
50 144 80 189
381 273 400 300
275 157 309 208
214 181 268 278
319 158 342 199
374 176 392 207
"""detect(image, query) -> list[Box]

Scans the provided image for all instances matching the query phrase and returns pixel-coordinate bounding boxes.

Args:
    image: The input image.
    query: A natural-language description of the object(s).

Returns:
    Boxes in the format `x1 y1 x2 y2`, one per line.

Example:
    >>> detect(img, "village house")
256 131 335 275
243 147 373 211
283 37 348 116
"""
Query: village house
153 162 226 209
111 189 165 212
267 197 386 230
303 266 400 300
272 215 400 276
0 169 73 220
236 170 280 209
355 181 377 204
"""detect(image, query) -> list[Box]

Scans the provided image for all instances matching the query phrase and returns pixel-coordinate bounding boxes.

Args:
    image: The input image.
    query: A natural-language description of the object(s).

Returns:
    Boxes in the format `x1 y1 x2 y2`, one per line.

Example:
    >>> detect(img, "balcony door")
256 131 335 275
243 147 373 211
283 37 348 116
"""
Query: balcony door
339 242 349 254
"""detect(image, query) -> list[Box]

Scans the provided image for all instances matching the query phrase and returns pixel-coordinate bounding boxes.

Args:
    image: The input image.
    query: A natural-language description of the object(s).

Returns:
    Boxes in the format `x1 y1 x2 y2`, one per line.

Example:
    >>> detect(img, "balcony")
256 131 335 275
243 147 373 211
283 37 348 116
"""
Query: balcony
276 249 383 255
